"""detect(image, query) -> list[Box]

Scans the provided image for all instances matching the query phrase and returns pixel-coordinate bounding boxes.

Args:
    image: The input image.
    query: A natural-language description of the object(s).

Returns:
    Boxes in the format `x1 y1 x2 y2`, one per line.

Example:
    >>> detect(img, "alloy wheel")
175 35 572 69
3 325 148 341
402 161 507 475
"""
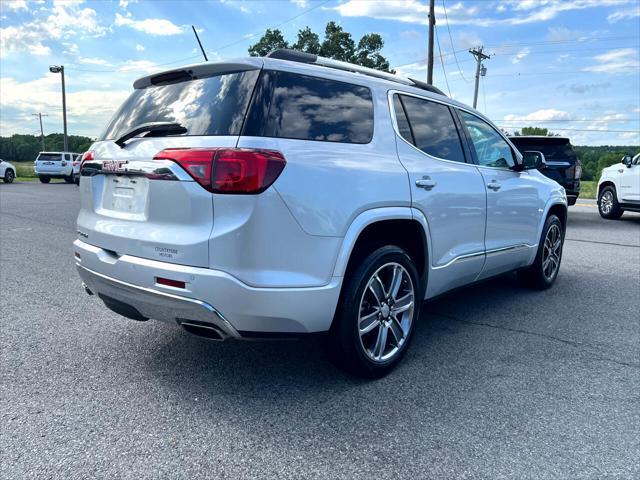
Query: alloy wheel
542 224 562 280
600 190 613 215
358 262 415 363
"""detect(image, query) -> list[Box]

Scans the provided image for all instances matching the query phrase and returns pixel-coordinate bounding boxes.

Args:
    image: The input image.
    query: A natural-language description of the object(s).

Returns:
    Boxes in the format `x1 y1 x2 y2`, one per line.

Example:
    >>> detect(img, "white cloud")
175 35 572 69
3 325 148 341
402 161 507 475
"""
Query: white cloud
3 0 28 11
114 12 183 36
0 0 106 57
78 57 112 66
291 0 308 6
504 109 571 122
583 48 640 73
135 43 144 51
117 60 160 73
511 47 530 64
607 5 640 22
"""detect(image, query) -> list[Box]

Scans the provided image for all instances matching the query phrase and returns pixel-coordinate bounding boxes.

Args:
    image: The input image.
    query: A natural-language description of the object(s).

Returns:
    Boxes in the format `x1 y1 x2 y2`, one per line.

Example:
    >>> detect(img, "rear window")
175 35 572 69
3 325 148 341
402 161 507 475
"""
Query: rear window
99 70 260 140
243 70 374 144
37 153 62 161
509 138 577 161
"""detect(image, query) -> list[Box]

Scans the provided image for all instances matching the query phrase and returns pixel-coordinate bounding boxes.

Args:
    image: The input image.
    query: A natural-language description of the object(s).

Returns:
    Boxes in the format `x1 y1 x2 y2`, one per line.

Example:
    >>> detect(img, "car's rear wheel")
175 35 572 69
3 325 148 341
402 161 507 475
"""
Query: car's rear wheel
64 175 74 184
325 245 421 378
518 214 564 290
598 186 623 219
3 169 15 183
39 175 50 183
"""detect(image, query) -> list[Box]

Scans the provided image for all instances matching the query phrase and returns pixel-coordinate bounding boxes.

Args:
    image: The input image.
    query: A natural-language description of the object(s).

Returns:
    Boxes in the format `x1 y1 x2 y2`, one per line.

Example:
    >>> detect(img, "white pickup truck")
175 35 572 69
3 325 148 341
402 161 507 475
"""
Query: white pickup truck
597 153 640 219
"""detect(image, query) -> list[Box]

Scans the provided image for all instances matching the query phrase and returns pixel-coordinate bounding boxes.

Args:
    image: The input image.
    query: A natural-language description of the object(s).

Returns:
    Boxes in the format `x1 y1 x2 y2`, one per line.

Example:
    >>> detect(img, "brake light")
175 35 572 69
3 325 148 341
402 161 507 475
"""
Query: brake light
153 148 286 194
79 151 94 173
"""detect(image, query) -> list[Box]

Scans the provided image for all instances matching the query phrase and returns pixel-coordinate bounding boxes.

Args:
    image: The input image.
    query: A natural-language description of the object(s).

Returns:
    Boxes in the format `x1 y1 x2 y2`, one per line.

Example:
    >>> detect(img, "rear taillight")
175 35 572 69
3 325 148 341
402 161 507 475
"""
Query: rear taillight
61 161 67 166
153 148 286 194
79 151 94 173
574 162 582 180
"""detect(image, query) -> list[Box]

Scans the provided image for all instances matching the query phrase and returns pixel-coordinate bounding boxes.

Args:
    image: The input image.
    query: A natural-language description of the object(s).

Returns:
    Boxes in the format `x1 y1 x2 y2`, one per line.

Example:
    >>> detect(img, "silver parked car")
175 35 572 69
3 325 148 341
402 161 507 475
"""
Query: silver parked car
75 50 567 377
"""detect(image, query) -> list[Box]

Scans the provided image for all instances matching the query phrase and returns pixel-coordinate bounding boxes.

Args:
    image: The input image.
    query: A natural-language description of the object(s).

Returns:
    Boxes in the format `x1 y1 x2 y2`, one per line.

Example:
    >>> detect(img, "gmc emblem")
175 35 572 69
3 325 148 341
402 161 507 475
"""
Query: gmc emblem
102 160 129 173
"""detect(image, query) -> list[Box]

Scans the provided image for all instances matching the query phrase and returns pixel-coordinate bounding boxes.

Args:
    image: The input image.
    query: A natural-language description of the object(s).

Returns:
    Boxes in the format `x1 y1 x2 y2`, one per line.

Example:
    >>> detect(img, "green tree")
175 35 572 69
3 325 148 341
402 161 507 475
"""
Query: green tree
248 28 289 57
248 22 393 72
292 27 320 55
514 126 550 136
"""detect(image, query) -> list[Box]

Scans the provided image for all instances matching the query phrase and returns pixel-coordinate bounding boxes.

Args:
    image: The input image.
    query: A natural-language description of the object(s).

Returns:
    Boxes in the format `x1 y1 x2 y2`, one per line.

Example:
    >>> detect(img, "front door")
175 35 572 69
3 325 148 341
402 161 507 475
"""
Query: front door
456 109 542 279
391 93 486 298
620 154 640 202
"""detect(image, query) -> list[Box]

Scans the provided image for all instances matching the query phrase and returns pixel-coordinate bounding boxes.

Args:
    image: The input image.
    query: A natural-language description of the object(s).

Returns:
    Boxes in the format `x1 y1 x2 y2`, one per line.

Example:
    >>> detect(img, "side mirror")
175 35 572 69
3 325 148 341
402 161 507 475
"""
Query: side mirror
622 155 632 167
522 151 546 170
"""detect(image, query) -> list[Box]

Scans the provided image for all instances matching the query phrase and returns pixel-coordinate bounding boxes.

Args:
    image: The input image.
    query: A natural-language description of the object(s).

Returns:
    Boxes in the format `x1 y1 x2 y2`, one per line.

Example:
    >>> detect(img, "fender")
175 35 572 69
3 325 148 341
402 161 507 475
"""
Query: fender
332 206 432 278
531 194 567 264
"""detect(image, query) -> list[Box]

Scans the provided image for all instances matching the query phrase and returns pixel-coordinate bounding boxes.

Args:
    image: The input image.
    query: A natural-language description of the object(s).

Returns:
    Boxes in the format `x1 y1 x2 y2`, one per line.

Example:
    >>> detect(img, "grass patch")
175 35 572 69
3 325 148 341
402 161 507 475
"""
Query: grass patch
580 181 596 199
14 163 36 178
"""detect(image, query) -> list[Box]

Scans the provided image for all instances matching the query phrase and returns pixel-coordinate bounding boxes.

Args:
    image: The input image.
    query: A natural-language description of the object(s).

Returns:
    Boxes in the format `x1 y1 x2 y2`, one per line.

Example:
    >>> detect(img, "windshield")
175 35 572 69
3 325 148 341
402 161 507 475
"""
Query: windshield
100 69 260 140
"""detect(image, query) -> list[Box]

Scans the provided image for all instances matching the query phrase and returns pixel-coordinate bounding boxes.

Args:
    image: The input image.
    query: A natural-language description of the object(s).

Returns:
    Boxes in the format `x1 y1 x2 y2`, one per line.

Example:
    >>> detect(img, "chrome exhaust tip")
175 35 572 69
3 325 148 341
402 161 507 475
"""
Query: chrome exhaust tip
179 320 225 341
82 282 94 296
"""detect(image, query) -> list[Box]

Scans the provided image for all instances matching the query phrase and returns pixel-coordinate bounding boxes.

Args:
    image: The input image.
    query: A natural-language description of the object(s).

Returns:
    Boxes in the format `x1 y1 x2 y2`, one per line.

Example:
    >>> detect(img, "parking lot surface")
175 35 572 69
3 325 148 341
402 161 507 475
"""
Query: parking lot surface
1 183 639 479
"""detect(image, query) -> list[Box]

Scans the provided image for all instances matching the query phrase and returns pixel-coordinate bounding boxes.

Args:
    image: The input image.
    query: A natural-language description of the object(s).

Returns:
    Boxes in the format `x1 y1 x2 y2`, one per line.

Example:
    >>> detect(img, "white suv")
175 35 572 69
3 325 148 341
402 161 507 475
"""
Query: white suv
74 51 567 376
597 153 640 219
34 151 78 183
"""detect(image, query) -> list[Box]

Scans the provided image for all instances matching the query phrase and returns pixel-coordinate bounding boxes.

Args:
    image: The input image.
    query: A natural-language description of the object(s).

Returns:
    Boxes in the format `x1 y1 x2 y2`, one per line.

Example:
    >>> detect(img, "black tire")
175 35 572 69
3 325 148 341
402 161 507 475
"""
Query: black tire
3 169 15 183
598 185 623 220
39 176 50 183
324 245 421 378
518 214 564 290
64 175 74 184
75 176 80 186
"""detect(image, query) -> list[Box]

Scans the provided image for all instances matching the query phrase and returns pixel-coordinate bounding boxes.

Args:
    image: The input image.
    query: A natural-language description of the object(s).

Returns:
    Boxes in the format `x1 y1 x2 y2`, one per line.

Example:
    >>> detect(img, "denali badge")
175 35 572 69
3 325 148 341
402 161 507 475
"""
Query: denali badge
102 160 129 173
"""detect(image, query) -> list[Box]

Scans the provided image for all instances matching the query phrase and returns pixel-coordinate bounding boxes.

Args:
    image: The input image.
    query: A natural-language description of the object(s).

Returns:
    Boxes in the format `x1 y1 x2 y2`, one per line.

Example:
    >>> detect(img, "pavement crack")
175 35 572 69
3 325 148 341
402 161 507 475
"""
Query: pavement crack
565 237 639 248
432 312 640 369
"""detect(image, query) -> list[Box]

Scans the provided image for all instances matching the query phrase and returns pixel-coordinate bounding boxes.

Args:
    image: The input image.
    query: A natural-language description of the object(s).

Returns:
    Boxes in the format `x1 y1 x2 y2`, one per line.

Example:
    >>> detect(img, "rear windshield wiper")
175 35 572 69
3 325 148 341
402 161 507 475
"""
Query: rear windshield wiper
114 122 187 148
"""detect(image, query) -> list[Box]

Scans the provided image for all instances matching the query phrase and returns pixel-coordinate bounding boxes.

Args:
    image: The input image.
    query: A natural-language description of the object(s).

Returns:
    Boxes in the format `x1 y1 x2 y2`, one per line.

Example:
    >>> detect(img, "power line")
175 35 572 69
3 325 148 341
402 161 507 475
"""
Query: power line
435 26 452 96
441 0 470 83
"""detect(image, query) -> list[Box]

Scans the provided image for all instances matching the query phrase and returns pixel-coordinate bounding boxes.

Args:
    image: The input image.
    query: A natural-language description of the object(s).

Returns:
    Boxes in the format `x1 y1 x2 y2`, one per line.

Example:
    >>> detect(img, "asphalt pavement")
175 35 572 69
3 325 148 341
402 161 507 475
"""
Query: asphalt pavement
1 182 639 479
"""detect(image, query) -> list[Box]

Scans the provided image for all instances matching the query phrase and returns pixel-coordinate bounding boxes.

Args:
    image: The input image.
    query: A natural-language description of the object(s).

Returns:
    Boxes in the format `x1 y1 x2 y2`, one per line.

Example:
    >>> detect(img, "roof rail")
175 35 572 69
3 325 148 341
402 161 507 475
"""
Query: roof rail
266 49 446 96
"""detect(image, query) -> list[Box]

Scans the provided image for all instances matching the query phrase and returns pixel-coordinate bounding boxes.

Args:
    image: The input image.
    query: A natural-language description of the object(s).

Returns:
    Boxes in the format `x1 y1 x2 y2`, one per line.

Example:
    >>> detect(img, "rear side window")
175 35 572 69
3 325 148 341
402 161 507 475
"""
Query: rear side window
243 70 374 144
395 94 465 162
100 70 260 140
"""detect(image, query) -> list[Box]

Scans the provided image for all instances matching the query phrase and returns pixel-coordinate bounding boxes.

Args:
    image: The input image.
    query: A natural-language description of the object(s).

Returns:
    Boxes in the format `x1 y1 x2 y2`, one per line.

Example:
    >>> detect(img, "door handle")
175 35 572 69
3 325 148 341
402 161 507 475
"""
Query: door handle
487 180 501 191
416 176 437 190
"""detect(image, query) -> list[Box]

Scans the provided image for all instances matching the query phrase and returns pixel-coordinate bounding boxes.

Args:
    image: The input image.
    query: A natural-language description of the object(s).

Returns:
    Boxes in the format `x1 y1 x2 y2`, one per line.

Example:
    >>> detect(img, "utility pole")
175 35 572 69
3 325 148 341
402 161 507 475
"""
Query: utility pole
192 25 208 62
427 0 435 85
469 46 490 109
32 113 48 151
49 65 68 152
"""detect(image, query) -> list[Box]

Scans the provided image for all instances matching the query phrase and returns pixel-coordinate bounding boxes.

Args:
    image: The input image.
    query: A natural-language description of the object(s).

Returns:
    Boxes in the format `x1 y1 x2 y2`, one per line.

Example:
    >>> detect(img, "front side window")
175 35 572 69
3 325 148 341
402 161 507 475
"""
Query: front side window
244 70 374 144
396 94 465 162
458 110 515 169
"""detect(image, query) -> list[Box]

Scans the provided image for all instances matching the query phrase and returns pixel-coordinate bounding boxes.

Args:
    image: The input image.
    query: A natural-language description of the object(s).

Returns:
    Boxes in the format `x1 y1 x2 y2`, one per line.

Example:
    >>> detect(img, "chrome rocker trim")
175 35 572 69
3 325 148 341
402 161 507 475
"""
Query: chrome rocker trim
76 263 240 339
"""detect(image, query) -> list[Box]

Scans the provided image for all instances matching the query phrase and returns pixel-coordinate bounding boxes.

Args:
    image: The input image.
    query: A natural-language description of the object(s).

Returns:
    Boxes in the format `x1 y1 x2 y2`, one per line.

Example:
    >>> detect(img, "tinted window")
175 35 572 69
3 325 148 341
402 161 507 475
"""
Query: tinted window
398 95 465 162
244 70 373 143
393 95 413 142
459 110 515 168
100 70 260 140
509 137 577 162
37 153 62 161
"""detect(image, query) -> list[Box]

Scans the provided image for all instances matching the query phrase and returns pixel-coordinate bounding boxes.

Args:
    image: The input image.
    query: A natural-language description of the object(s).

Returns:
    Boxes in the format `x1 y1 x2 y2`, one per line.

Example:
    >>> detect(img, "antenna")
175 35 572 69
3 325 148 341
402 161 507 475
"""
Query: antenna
192 25 208 62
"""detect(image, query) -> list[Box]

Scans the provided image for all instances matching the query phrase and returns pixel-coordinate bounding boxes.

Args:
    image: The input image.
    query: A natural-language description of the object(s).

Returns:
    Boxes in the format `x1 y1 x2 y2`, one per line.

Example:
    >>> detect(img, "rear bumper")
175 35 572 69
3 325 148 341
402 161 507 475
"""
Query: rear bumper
74 239 342 336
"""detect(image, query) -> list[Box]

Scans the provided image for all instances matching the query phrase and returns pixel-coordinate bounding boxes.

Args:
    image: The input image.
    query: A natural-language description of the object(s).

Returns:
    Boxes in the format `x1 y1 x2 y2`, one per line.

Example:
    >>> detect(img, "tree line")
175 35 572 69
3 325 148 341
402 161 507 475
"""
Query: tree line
0 134 94 162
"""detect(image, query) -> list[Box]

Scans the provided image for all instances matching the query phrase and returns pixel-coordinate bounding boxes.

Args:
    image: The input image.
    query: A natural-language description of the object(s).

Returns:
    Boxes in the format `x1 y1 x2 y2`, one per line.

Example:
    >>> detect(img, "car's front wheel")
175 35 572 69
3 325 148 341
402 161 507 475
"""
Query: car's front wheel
518 214 564 290
325 246 421 378
598 186 623 219
3 169 15 183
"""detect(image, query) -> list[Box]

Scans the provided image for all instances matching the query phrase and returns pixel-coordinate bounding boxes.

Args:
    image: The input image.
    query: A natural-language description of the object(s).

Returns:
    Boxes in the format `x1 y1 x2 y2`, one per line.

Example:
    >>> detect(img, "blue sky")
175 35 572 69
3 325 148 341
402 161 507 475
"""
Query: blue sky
1 0 639 145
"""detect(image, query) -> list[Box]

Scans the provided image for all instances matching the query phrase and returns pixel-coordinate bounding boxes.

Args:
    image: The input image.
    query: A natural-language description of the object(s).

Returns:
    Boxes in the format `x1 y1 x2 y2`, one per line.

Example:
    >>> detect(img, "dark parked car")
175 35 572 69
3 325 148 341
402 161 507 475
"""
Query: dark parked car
509 136 582 205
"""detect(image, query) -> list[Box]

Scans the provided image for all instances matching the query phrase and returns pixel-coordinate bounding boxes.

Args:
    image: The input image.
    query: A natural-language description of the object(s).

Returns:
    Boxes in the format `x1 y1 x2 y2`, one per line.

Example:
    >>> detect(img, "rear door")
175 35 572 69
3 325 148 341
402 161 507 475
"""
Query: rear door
36 153 63 173
456 110 542 279
77 65 261 268
391 93 487 298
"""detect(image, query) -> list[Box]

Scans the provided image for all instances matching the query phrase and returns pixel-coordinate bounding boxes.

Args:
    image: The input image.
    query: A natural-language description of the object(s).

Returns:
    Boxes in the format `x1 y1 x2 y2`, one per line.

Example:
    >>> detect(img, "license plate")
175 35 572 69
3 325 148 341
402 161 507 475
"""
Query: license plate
43 161 55 165
99 176 148 219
